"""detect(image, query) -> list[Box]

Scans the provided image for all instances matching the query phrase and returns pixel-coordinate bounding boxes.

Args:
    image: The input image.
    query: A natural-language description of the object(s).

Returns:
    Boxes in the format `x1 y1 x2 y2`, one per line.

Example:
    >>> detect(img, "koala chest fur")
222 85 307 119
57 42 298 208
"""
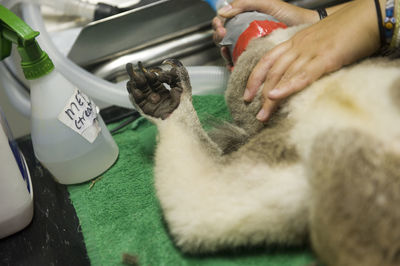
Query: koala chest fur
126 25 400 266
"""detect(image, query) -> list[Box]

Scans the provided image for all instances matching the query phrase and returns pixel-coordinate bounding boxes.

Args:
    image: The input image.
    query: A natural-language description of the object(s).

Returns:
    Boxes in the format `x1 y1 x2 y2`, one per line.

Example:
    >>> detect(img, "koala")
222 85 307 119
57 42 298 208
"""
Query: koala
126 25 400 266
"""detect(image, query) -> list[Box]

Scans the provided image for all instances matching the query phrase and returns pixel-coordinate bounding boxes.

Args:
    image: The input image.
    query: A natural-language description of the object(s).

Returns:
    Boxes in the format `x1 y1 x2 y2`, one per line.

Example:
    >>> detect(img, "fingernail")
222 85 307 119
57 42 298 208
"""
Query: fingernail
268 89 279 98
243 89 251 101
256 109 268 121
217 27 226 37
218 4 232 14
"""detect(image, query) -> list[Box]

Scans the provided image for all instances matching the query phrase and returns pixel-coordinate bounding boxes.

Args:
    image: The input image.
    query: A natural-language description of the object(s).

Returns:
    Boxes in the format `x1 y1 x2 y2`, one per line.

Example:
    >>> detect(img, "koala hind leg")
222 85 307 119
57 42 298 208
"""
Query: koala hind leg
309 129 400 266
126 60 309 253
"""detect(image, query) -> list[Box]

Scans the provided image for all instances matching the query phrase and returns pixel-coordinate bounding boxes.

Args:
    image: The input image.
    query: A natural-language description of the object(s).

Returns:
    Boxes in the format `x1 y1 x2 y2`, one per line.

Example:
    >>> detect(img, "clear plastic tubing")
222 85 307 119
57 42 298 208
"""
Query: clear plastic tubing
21 3 229 110
4 0 95 19
22 3 132 108
0 62 31 117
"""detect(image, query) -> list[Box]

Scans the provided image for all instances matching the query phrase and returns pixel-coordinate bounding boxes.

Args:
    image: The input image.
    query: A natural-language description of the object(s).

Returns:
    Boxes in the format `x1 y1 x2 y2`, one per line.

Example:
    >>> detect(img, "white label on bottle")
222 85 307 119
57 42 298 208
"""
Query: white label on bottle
57 88 101 143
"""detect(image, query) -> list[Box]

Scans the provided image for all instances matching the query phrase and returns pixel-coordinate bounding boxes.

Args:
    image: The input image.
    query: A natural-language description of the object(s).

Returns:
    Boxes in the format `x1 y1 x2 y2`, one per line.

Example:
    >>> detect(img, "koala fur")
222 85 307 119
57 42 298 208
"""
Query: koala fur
126 25 400 266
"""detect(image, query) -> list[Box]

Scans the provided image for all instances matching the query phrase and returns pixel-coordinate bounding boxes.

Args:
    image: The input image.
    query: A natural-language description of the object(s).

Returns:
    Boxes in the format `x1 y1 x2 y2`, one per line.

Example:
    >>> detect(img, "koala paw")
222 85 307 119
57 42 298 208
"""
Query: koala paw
126 59 191 120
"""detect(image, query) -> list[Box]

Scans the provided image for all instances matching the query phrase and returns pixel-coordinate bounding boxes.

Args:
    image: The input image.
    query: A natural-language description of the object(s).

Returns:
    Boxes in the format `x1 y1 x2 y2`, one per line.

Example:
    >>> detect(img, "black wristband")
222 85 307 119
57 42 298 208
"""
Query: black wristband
316 8 328 20
373 0 386 46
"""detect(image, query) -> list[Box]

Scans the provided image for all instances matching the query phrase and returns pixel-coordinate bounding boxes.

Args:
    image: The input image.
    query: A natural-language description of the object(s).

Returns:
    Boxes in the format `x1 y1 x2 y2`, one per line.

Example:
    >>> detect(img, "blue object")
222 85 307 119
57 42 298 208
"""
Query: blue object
0 107 30 193
204 0 218 11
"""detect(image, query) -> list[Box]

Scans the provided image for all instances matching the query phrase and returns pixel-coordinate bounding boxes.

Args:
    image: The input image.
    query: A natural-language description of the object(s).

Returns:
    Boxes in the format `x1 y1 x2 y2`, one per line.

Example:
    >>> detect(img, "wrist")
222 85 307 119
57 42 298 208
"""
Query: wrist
360 0 386 55
301 8 321 23
316 8 328 20
374 0 387 47
381 0 400 50
282 5 319 25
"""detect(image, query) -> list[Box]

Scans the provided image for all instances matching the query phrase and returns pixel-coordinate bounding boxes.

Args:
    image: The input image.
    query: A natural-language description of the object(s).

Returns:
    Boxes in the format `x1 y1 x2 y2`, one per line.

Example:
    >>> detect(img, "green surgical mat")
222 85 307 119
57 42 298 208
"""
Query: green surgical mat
68 95 314 266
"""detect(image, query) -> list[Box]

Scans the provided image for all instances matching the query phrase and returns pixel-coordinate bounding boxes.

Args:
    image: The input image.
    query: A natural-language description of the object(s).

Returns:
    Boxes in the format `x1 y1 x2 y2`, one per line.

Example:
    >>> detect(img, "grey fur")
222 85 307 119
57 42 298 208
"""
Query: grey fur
309 129 400 266
236 113 299 165
225 37 272 136
207 120 249 154
218 34 300 164
390 77 400 111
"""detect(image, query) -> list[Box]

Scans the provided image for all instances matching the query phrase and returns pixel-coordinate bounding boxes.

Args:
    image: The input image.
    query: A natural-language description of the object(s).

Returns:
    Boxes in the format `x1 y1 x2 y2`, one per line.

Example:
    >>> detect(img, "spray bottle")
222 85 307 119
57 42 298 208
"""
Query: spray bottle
0 5 119 184
0 106 33 238
207 0 287 66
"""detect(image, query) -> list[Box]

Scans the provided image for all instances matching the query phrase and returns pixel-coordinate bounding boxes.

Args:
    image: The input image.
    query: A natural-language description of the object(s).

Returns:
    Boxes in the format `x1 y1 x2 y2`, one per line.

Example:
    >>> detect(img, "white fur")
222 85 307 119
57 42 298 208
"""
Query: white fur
286 60 400 159
151 99 309 252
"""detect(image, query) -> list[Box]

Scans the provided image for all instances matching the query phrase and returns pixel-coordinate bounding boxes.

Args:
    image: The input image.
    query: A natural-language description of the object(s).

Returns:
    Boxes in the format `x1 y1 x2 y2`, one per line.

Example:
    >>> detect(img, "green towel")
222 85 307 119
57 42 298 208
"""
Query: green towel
68 95 314 266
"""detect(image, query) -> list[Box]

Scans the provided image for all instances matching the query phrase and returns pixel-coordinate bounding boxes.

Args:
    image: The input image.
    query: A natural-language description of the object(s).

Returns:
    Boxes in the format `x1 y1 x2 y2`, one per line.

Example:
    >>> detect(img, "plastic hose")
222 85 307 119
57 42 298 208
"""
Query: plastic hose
0 3 229 117
0 62 31 117
3 0 95 19
21 3 229 107
22 3 133 108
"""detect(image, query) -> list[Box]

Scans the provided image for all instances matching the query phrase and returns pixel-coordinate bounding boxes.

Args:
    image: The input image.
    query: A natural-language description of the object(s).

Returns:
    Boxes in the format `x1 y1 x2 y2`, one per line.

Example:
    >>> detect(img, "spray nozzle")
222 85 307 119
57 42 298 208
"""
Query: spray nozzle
0 5 54 80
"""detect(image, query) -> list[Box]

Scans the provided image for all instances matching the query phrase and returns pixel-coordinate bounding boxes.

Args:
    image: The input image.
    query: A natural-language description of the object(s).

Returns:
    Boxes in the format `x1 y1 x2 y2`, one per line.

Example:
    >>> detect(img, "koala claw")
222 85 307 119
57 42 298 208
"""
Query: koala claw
126 60 187 120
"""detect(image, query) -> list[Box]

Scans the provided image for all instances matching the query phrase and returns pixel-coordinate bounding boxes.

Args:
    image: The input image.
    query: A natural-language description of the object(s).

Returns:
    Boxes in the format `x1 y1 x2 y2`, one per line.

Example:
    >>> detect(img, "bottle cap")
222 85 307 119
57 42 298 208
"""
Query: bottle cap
0 5 54 79
17 41 54 80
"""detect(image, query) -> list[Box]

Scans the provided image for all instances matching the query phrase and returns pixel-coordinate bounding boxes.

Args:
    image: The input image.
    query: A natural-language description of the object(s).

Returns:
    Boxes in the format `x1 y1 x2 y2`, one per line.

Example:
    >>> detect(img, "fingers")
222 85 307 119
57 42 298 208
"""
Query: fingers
254 54 340 122
244 40 292 102
252 55 314 122
266 54 311 100
217 0 271 18
268 72 311 100
217 2 245 18
212 16 234 70
220 46 234 70
247 43 315 122
256 97 280 121
253 50 299 122
268 58 316 100
268 54 340 100
212 16 226 44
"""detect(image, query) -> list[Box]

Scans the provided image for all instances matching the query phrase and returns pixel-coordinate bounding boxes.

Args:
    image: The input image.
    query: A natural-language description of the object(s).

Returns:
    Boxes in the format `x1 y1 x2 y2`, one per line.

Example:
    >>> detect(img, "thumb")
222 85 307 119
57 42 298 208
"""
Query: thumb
217 4 244 18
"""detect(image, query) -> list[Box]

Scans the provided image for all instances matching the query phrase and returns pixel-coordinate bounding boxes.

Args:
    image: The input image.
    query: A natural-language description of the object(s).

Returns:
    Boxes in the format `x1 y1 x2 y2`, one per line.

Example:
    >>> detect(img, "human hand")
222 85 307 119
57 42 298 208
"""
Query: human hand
243 0 384 121
212 16 234 70
212 0 318 71
217 0 318 26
